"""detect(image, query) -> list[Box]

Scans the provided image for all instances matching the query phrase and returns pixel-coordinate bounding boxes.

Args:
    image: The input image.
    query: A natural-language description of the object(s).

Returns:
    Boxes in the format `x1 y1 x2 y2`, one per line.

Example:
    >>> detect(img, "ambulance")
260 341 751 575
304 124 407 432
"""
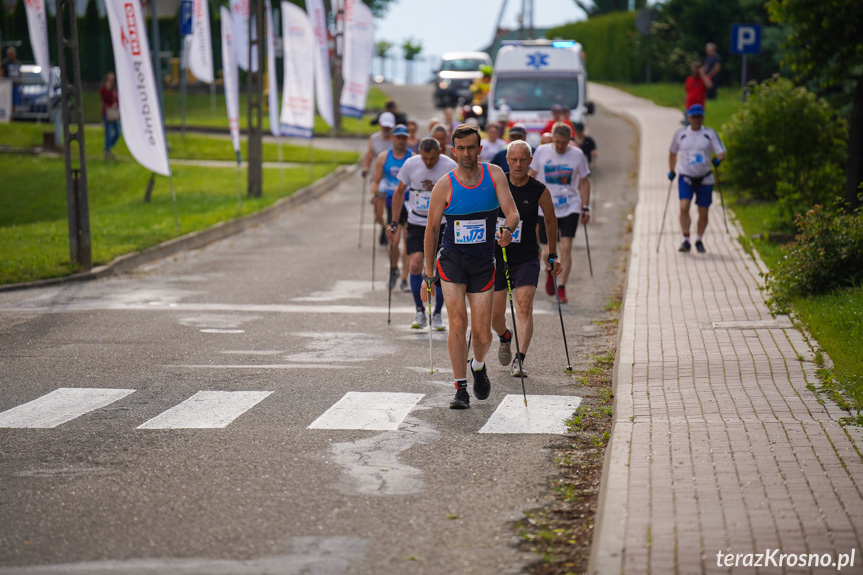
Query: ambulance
488 39 594 147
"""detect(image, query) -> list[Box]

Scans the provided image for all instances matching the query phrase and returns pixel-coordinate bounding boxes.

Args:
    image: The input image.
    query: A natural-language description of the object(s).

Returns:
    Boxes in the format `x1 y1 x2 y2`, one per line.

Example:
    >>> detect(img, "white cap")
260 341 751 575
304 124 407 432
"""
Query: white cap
379 112 395 128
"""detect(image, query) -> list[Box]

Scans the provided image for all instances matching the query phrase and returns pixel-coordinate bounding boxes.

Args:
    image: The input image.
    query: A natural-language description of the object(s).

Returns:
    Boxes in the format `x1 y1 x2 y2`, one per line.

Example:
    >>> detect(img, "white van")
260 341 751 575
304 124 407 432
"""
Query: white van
488 39 594 147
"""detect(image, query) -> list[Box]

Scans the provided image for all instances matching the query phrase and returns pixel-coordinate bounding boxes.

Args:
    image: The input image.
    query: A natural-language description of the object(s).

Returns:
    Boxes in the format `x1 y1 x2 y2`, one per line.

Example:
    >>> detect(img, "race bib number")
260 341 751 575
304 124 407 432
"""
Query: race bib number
552 193 568 208
496 217 523 243
410 189 431 214
685 151 707 168
454 219 487 244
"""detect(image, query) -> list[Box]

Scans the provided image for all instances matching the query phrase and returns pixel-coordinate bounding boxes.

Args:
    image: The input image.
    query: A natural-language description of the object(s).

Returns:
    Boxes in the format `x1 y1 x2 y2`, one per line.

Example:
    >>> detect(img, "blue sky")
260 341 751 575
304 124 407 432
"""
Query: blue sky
374 0 586 81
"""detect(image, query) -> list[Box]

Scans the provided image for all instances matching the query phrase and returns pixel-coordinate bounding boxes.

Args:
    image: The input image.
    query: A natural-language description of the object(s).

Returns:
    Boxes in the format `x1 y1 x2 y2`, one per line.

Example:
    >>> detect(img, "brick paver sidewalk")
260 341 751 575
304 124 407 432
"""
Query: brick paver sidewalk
588 84 863 574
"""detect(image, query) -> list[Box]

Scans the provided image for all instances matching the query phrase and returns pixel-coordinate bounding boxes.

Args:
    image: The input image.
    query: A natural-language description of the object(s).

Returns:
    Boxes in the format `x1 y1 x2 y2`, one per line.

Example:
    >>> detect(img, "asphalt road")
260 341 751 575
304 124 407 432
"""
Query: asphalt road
0 84 637 575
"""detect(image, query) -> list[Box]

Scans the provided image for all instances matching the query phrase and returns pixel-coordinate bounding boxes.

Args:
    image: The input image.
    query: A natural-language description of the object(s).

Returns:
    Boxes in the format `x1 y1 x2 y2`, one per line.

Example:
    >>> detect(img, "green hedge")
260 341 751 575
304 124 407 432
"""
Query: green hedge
546 12 646 84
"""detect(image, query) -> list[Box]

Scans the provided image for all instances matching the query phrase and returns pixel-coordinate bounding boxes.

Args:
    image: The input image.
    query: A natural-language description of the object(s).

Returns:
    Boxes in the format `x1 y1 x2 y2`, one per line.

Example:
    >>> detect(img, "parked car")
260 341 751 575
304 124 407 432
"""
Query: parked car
14 64 62 122
433 51 492 109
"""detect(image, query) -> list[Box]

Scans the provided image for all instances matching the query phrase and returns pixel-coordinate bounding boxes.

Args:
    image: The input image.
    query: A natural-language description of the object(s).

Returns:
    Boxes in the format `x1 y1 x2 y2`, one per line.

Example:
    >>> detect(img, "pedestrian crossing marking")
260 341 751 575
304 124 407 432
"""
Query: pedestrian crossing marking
137 391 273 429
308 392 425 431
478 395 582 434
0 388 135 428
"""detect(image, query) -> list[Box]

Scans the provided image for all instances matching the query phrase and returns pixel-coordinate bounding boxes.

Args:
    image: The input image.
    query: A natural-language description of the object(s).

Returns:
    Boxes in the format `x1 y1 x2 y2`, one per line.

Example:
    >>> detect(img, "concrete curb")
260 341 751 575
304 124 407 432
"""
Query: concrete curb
0 164 359 293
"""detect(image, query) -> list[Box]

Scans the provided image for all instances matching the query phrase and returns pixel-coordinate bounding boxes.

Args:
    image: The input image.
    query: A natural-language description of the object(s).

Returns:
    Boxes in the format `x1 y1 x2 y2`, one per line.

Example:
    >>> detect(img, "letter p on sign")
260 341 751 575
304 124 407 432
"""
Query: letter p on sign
731 24 761 55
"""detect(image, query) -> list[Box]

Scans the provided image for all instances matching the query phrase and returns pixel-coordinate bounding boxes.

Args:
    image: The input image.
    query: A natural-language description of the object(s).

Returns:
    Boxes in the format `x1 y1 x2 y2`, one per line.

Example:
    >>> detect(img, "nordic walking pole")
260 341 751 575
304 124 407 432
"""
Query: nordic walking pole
714 163 730 234
583 220 593 278
426 277 435 374
358 172 367 248
371 220 377 290
502 243 527 406
387 224 396 325
550 258 574 374
656 175 675 253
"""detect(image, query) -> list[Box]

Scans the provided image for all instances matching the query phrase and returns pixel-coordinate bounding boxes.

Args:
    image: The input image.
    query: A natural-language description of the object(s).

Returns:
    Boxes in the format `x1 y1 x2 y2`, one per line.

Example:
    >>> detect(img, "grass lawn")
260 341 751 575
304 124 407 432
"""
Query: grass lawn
77 85 389 136
0 150 348 285
599 82 742 136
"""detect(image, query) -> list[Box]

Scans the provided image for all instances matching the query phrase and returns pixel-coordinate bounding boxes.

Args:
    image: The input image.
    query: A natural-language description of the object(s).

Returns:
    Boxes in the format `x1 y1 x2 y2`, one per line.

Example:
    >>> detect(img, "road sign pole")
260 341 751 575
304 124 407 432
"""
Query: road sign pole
741 54 747 102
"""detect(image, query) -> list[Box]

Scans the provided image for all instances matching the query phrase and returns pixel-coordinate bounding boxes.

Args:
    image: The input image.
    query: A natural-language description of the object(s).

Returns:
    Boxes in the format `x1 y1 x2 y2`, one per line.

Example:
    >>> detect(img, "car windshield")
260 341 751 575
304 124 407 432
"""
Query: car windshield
493 76 580 111
441 59 486 72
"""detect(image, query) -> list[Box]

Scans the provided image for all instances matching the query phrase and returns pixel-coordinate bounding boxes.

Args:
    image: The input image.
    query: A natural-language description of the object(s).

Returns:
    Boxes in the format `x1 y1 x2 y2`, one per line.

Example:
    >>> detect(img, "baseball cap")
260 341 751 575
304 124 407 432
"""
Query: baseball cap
379 112 396 128
392 124 409 136
508 124 526 137
687 104 705 116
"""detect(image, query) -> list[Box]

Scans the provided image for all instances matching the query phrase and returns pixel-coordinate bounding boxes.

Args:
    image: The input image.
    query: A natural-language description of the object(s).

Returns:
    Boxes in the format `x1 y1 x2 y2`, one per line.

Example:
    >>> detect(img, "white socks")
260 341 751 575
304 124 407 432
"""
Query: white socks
471 358 485 371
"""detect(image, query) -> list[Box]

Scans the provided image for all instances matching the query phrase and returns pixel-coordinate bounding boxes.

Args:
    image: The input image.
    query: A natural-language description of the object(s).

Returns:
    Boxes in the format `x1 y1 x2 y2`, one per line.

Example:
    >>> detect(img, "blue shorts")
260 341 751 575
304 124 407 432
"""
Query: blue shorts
678 177 713 207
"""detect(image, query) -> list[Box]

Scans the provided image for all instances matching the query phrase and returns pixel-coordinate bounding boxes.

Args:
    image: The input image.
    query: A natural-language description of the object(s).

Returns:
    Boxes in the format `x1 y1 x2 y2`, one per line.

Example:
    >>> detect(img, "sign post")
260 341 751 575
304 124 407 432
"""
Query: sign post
730 24 761 102
180 0 192 136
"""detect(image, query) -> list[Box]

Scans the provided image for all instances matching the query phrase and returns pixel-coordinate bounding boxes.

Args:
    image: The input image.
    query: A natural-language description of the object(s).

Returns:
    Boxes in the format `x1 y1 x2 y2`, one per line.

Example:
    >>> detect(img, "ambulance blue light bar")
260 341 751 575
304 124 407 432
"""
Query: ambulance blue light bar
552 41 576 48
500 39 578 48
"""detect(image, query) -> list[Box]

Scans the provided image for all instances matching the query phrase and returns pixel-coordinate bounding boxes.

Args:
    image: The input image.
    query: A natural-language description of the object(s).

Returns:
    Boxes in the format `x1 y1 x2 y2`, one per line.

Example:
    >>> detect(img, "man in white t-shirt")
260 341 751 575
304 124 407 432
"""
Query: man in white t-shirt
529 122 591 304
389 137 457 330
668 104 726 253
479 123 505 163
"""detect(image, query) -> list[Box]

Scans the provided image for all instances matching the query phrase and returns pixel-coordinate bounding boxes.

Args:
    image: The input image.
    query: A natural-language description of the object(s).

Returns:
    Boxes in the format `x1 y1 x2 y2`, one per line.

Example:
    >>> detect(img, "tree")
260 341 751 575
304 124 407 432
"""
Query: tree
402 38 421 84
767 0 863 208
375 39 393 81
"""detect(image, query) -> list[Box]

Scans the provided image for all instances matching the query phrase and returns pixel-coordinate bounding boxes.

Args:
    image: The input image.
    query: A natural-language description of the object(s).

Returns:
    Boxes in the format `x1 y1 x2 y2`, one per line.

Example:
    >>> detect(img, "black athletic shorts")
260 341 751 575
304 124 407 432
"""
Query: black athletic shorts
494 257 540 292
539 213 579 243
436 247 495 293
386 204 408 226
406 222 445 255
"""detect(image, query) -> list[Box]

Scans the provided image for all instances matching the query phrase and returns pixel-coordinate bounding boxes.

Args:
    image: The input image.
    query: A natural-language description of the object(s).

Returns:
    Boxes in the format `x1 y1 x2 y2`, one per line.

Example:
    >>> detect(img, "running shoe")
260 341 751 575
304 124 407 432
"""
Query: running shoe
545 270 555 296
511 359 528 378
679 239 691 252
498 336 512 366
450 385 470 409
432 313 446 331
411 310 427 329
470 361 491 400
400 278 410 292
557 286 568 304
389 268 399 289
695 240 706 253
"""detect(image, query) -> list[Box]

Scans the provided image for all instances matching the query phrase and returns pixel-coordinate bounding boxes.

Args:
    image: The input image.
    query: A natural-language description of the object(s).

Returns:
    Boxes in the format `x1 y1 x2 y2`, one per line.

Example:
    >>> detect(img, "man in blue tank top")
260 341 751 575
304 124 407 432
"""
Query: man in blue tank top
372 124 413 288
422 124 520 410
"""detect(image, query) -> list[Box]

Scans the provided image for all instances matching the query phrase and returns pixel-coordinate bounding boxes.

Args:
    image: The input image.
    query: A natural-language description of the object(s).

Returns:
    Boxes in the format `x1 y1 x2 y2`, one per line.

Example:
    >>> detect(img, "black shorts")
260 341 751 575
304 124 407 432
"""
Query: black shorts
386 204 408 225
406 222 445 255
494 257 540 292
539 213 579 243
437 247 495 293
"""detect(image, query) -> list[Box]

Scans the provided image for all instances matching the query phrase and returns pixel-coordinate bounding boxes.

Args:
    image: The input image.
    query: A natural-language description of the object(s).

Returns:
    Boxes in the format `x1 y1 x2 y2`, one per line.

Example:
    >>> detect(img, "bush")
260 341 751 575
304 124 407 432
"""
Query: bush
723 77 846 229
765 205 863 310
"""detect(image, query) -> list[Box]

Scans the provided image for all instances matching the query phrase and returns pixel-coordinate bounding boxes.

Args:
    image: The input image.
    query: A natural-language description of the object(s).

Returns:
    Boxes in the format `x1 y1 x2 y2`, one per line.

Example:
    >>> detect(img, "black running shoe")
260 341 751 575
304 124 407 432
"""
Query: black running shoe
471 362 491 400
679 239 691 252
695 240 706 253
450 386 470 409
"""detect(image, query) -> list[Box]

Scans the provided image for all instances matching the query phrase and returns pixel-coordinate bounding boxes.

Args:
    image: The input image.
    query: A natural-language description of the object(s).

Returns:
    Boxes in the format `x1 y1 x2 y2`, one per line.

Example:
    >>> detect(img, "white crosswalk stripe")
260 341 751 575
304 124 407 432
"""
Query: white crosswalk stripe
0 388 135 428
137 391 273 429
308 392 425 431
478 395 583 434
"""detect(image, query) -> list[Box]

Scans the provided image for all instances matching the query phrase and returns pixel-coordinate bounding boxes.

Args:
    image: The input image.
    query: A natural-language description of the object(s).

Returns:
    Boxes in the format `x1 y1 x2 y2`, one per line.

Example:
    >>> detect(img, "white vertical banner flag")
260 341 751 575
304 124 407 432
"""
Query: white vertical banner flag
305 0 333 127
339 0 373 119
265 0 279 137
220 6 241 157
24 0 51 85
104 0 170 176
188 0 213 83
230 0 258 71
279 2 314 138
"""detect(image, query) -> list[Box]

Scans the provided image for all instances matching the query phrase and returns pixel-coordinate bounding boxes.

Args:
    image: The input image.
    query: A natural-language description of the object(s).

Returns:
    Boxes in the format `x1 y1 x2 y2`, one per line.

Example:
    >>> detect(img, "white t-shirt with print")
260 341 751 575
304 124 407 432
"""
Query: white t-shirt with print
669 126 725 185
397 154 457 226
530 143 590 218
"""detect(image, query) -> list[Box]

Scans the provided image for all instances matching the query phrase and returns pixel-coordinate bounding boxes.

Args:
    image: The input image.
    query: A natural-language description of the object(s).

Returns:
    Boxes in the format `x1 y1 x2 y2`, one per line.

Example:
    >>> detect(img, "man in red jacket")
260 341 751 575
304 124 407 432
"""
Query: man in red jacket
683 61 712 125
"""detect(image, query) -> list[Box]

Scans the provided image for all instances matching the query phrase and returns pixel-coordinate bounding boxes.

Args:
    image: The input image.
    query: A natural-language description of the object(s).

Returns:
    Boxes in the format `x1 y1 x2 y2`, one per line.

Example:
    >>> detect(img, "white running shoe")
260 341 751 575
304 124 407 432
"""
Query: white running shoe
511 359 527 378
411 311 427 329
432 313 446 331
400 278 410 292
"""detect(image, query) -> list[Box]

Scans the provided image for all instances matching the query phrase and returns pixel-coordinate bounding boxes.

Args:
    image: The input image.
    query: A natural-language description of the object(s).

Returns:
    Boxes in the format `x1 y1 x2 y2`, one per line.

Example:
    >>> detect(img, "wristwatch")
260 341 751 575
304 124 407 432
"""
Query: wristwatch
501 226 512 233
547 253 559 261
581 206 590 212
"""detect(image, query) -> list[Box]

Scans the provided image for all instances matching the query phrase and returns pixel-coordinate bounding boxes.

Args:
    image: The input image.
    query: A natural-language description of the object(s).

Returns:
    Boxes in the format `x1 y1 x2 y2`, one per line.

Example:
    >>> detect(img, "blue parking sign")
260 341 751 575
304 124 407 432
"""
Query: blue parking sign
180 0 193 36
731 24 761 55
